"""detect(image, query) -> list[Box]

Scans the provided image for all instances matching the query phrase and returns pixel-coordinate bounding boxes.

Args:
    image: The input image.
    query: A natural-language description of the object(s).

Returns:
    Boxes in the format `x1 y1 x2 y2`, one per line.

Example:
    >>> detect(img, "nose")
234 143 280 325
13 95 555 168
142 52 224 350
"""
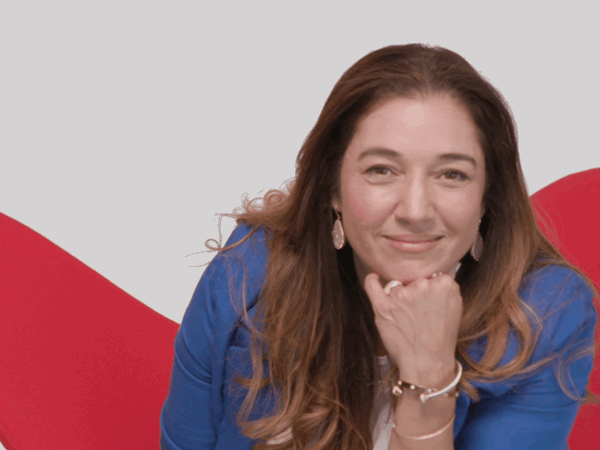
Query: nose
394 174 435 227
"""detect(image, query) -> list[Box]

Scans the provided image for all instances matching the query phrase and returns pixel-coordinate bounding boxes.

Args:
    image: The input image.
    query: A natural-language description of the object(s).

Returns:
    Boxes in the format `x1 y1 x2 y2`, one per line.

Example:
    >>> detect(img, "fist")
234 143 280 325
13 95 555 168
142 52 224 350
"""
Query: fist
364 271 463 386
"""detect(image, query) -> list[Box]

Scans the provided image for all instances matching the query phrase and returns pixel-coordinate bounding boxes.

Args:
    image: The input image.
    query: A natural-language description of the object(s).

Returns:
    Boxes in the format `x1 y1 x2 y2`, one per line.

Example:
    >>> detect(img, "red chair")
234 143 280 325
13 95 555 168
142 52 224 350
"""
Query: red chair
0 212 179 450
530 167 600 449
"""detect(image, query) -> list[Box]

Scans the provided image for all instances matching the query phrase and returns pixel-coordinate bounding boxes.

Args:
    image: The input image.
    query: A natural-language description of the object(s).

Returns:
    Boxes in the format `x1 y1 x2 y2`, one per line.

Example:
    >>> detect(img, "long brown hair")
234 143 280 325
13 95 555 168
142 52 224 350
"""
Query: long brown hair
218 44 598 450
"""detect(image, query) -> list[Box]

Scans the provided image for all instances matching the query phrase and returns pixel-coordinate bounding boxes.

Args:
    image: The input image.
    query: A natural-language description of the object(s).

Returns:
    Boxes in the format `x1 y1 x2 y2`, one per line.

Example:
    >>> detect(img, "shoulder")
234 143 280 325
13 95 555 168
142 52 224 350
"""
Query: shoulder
201 223 270 299
519 265 597 345
176 223 270 361
468 264 597 393
520 264 595 307
207 222 270 277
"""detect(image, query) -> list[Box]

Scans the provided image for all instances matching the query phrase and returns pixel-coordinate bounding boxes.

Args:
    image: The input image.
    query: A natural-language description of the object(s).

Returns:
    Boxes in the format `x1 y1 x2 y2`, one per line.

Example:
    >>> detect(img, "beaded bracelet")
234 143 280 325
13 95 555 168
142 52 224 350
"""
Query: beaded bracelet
392 361 462 404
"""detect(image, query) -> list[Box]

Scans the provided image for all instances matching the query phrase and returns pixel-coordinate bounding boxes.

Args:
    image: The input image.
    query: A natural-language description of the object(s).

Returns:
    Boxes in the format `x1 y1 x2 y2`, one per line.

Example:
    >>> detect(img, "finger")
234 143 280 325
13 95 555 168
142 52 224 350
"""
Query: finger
364 273 393 310
364 274 397 318
363 273 384 299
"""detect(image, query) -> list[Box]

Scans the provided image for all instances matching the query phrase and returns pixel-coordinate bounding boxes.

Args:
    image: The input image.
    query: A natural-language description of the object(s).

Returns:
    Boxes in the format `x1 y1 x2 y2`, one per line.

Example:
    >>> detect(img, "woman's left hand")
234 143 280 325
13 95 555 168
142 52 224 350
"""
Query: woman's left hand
364 270 463 387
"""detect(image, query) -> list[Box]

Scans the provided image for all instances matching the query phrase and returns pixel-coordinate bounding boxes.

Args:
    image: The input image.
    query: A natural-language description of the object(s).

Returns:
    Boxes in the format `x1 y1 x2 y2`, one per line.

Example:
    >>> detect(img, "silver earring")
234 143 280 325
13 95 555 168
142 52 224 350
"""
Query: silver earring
332 210 346 250
470 220 483 262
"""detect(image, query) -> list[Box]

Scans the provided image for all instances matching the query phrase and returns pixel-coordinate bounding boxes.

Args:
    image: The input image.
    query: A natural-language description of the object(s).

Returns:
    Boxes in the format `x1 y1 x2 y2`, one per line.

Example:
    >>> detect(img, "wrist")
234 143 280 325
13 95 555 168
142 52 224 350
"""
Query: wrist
392 413 455 441
397 359 457 389
391 394 456 449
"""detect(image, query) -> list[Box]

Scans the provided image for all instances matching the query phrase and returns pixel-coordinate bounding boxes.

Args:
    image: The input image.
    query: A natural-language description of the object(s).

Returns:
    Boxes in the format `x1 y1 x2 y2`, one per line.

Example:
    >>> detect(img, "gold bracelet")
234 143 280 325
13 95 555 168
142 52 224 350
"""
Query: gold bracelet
392 414 455 441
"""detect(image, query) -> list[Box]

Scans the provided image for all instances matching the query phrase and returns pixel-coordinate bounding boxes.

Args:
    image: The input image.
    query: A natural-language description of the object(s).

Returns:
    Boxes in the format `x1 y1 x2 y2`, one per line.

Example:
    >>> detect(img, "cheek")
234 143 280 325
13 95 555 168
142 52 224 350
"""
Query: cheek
449 208 477 226
344 177 391 227
346 189 371 225
441 193 483 231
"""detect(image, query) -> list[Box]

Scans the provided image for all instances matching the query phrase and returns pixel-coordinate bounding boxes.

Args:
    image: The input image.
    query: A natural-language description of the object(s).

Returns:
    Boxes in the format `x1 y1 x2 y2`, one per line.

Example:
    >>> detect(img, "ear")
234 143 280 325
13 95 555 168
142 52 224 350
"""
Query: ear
331 193 341 212
480 204 486 220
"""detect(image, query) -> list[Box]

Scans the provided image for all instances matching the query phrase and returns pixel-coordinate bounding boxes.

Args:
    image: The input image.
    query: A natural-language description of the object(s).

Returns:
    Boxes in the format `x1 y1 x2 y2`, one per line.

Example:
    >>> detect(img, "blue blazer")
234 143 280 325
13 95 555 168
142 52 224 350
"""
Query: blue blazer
160 224 597 449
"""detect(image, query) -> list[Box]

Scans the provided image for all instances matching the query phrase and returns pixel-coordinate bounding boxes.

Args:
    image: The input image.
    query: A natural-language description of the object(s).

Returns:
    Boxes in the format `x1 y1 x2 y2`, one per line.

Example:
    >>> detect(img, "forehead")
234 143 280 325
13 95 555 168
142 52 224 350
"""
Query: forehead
347 95 483 162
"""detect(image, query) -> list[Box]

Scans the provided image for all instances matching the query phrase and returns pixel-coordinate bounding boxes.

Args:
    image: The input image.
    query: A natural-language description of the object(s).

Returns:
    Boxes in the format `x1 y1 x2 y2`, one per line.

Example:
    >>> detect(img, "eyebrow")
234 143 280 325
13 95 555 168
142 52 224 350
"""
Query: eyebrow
357 147 478 168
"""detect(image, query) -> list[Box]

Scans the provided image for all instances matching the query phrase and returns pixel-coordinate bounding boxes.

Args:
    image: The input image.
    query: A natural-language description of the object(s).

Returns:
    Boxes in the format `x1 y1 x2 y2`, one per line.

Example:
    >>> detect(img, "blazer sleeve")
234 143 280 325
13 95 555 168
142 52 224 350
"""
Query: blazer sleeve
159 258 225 450
160 225 268 450
455 266 598 449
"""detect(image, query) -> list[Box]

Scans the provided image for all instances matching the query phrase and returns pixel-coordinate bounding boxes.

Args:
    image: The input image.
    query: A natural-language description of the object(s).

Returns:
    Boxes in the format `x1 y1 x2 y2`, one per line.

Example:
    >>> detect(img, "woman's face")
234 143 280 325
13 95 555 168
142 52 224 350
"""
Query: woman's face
332 95 486 285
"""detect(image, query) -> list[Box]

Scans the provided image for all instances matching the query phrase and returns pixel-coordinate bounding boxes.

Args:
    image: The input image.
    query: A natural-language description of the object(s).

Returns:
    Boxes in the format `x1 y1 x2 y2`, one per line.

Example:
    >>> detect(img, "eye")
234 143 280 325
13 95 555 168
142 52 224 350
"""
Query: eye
441 170 469 181
366 165 394 176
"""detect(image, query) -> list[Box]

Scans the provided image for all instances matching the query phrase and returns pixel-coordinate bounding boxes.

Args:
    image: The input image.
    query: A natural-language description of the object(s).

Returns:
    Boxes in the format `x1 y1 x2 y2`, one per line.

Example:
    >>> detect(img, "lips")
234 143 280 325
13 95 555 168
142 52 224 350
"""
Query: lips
386 235 442 253
387 235 442 243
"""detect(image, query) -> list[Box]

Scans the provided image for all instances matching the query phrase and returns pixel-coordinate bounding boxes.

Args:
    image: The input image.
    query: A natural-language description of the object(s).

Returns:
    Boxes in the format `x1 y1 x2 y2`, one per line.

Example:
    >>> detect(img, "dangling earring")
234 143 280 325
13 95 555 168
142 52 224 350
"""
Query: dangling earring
470 220 483 262
332 210 346 250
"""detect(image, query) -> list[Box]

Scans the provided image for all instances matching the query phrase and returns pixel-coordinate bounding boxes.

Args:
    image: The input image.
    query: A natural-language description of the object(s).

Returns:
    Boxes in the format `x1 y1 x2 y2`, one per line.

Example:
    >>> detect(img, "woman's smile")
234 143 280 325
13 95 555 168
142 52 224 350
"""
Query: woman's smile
385 235 442 254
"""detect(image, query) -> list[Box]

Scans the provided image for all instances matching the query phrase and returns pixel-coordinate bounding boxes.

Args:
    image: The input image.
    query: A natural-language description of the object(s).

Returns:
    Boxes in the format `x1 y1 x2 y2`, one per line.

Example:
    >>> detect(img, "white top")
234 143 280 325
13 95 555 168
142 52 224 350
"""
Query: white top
372 355 395 450
267 355 395 448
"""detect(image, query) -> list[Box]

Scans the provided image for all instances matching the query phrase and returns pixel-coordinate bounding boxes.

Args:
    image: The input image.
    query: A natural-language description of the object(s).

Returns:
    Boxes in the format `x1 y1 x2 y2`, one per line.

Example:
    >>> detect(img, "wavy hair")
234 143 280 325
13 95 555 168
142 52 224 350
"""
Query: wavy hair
217 44 598 450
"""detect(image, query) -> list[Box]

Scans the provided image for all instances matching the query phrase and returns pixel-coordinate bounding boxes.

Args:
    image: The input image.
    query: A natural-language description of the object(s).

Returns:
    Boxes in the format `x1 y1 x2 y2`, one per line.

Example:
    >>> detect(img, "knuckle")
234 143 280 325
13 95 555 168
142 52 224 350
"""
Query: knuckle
414 278 429 290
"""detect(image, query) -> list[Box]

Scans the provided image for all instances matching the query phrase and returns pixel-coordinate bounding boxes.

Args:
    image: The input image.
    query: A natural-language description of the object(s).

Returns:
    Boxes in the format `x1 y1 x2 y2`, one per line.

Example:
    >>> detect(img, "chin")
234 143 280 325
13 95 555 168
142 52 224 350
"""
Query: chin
379 268 422 285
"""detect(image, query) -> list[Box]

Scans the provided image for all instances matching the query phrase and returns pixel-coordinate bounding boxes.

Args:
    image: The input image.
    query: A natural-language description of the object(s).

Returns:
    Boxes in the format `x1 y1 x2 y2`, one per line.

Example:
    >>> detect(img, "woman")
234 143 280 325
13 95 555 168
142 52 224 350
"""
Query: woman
160 44 598 450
